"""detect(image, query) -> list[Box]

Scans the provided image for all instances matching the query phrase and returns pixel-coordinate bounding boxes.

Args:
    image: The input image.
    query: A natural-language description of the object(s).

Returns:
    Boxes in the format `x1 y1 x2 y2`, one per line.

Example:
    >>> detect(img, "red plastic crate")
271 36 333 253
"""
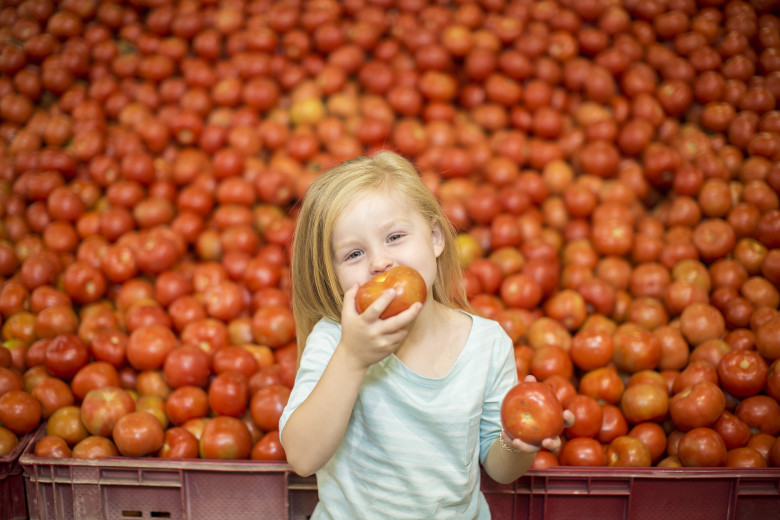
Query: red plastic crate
482 467 780 520
20 422 780 520
20 427 314 520
0 431 33 520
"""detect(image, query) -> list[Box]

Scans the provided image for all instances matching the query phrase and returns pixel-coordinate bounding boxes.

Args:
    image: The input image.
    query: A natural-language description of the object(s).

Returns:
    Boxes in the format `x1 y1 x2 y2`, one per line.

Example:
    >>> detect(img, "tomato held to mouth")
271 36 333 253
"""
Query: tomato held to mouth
355 266 427 319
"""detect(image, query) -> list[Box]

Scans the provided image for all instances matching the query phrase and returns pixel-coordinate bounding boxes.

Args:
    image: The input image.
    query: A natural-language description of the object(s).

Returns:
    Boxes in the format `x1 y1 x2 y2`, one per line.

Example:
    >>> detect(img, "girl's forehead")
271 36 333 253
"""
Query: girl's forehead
341 187 412 216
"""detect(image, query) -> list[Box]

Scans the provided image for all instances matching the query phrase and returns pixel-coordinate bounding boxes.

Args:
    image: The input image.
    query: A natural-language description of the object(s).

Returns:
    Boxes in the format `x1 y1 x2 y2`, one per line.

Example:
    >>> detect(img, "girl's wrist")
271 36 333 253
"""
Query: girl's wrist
498 434 522 454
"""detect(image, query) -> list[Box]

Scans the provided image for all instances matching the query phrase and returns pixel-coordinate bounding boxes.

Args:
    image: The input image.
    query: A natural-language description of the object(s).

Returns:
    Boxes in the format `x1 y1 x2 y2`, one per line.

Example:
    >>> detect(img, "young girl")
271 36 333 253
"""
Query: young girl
279 151 568 519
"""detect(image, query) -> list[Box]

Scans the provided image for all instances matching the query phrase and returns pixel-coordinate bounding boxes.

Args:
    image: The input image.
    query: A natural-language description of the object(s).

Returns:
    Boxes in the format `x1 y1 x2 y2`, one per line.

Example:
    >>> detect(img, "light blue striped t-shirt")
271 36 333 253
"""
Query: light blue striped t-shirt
279 312 518 519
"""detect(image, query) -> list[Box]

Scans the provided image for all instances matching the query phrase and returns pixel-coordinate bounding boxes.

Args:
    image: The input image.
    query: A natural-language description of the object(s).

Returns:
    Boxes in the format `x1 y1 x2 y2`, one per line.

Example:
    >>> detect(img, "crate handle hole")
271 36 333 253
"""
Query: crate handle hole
122 513 142 518
151 513 172 518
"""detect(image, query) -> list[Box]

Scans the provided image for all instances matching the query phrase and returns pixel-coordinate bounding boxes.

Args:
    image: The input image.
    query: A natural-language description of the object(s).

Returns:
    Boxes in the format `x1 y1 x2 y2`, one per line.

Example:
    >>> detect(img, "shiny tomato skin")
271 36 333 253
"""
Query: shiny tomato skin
163 346 211 389
563 394 602 439
0 389 42 434
606 435 653 467
79 386 135 437
158 427 199 458
669 381 726 432
208 371 249 417
112 411 165 457
165 386 209 426
70 361 120 402
47 405 89 446
559 437 606 466
199 416 252 460
250 384 291 432
735 395 780 435
72 435 119 460
501 380 564 445
34 435 72 458
677 427 727 467
44 334 90 380
127 324 179 371
717 350 768 398
251 306 296 349
355 265 428 318
251 430 286 461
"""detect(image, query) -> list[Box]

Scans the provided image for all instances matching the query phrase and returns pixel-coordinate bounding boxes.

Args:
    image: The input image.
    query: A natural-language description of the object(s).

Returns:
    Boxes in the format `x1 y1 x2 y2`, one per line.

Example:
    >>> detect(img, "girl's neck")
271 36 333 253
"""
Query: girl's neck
394 300 472 378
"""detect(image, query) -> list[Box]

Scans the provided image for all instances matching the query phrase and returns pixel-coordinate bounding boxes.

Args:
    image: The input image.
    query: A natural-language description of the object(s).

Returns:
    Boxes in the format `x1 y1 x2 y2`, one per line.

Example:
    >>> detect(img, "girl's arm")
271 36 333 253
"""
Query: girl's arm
281 285 422 477
482 430 564 484
482 375 575 484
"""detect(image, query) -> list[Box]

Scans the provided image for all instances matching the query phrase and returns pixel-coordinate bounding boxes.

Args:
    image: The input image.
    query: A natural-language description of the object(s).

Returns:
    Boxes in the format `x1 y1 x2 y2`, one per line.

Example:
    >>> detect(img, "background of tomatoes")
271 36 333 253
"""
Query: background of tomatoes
0 0 779 470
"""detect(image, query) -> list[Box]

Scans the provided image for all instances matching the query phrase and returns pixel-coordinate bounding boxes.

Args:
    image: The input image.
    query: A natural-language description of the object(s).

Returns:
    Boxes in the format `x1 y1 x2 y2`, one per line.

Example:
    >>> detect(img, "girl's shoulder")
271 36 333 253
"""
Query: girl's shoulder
458 309 509 339
309 317 342 344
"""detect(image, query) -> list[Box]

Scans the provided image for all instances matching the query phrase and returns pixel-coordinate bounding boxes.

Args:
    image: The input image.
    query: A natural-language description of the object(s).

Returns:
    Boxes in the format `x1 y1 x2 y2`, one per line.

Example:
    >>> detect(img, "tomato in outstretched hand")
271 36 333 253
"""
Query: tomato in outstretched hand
355 266 427 319
501 380 564 445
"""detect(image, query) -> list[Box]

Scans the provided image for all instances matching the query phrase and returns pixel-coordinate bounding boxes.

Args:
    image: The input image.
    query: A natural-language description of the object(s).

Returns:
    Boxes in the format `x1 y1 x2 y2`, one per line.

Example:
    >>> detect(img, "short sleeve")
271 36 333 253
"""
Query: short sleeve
478 323 517 464
278 319 341 444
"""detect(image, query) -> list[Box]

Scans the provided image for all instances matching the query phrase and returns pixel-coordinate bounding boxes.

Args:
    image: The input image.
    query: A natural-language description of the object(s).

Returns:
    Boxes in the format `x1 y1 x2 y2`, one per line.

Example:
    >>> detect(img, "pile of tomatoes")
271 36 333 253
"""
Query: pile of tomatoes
0 0 779 469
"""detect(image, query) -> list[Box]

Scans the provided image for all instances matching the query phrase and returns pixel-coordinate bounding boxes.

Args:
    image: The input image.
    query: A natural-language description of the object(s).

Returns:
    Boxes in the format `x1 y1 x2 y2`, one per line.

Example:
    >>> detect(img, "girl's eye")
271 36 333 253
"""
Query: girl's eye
346 250 362 260
388 233 403 242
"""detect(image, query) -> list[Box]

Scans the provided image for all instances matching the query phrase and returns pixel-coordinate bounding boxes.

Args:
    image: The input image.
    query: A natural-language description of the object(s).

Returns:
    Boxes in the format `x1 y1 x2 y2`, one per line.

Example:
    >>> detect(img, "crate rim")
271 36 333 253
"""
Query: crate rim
19 424 292 473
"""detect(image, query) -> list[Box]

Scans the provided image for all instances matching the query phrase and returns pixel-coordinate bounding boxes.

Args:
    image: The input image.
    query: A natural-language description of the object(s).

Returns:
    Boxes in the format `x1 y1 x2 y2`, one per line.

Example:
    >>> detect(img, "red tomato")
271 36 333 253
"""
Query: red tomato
251 306 296 349
570 328 614 371
208 371 249 417
112 411 165 457
354 265 428 318
501 380 564 445
677 427 727 467
199 416 252 459
163 345 211 388
44 333 89 380
34 435 72 458
47 405 89 446
669 381 726 432
79 386 135 437
725 447 768 468
251 430 287 461
620 383 669 424
596 404 629 445
628 422 668 464
250 384 291 432
72 435 119 460
558 437 606 466
735 395 780 436
716 349 768 397
563 394 602 439
0 389 42 434
165 386 209 426
158 427 199 459
70 361 120 402
579 367 625 405
212 345 259 377
31 376 74 418
127 324 179 371
606 435 653 467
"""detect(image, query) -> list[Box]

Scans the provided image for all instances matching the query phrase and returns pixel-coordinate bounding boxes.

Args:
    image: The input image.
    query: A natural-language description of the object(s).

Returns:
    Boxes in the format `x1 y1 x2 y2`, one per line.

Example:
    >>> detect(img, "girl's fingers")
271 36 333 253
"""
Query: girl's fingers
541 436 562 452
363 288 397 319
341 283 360 316
563 410 576 428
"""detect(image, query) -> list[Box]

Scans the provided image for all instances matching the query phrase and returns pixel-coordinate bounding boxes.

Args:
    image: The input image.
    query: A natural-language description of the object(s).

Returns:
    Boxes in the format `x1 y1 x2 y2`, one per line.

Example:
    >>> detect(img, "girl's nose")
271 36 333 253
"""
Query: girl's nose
369 254 393 275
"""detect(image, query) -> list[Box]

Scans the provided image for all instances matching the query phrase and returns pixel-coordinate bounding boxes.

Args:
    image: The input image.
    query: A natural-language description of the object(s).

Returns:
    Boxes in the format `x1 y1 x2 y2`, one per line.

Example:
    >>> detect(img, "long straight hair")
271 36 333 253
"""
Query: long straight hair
290 151 467 362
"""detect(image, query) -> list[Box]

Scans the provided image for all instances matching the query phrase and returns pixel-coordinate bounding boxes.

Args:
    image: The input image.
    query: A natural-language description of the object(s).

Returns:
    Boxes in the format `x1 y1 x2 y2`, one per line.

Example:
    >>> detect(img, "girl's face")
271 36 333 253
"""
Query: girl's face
331 188 444 295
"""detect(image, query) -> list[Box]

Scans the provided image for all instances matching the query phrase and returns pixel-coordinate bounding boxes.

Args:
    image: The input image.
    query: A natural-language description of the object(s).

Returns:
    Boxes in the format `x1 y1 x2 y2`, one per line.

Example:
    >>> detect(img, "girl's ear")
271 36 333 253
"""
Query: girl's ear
432 222 445 258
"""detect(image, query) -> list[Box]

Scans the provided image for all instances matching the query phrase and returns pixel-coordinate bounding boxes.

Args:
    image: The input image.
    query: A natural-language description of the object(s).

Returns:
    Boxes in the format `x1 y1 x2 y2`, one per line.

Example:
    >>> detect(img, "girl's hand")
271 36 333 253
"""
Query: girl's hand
502 375 576 454
338 283 422 369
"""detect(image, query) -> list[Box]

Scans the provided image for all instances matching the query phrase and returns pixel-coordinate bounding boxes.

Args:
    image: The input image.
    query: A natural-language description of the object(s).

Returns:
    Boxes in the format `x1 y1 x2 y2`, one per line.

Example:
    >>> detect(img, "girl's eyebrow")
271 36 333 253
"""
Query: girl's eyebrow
331 217 414 253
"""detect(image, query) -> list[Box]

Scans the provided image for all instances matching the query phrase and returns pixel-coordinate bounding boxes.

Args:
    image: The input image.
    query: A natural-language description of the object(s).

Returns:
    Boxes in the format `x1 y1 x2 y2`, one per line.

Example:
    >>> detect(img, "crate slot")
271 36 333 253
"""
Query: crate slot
736 478 780 496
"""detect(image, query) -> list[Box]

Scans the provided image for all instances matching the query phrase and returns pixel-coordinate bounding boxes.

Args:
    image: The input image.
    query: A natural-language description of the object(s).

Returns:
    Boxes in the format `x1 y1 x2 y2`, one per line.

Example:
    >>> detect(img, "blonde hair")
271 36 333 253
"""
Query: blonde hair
291 151 467 361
